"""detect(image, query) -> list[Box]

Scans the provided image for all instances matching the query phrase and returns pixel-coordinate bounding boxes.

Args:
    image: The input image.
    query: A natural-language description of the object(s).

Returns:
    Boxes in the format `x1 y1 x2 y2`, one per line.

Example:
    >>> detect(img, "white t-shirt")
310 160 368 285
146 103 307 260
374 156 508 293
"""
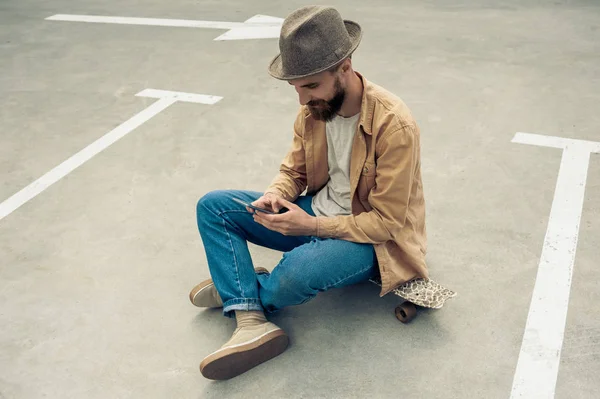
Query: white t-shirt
311 112 360 217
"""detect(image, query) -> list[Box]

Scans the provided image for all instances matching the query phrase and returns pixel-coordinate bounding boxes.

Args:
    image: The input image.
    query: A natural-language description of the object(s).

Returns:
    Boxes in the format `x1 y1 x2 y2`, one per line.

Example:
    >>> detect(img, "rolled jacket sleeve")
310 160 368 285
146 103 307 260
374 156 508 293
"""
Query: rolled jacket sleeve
316 125 418 244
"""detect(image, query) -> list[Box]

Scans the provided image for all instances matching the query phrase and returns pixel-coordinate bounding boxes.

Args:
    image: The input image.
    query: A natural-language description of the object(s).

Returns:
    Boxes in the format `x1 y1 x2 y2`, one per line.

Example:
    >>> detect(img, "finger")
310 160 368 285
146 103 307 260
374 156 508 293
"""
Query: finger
255 212 277 223
267 197 280 212
254 212 273 222
253 199 274 212
254 214 277 231
283 197 300 209
253 213 265 226
272 197 296 212
252 196 268 205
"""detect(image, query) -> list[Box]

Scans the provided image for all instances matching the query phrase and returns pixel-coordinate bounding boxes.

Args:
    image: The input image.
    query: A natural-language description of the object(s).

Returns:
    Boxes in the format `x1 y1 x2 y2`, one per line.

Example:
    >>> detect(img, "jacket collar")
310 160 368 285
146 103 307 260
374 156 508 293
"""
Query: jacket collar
355 71 374 136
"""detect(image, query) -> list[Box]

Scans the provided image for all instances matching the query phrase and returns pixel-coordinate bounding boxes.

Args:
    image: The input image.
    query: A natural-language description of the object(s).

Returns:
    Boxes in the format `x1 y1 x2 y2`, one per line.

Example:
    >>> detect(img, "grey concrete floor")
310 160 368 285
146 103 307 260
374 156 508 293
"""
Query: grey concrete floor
1 0 599 398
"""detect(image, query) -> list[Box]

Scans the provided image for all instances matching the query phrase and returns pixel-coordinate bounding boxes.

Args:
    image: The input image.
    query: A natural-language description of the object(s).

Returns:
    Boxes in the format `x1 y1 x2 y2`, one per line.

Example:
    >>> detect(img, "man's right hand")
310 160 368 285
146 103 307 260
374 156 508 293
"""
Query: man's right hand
250 192 283 213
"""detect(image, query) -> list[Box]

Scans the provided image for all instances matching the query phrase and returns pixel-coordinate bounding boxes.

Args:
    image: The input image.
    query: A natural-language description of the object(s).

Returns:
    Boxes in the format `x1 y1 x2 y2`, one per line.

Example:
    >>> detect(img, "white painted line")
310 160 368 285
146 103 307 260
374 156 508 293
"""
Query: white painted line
513 132 600 151
136 89 222 104
213 25 281 41
46 14 283 41
0 90 222 222
48 14 241 29
0 98 173 221
214 15 283 41
511 133 600 399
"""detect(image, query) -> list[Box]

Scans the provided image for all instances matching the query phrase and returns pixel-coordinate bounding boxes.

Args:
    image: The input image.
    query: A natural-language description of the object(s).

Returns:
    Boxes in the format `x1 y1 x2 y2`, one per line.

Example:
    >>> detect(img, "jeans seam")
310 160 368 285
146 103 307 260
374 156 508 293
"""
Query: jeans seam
323 263 374 291
221 216 244 296
216 209 249 217
217 209 252 241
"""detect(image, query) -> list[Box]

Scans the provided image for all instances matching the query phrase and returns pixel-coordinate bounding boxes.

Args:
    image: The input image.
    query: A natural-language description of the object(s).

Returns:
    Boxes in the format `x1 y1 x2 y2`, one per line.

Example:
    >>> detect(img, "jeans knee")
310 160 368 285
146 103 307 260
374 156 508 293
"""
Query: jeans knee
196 190 228 219
197 192 221 228
263 266 315 308
277 271 306 295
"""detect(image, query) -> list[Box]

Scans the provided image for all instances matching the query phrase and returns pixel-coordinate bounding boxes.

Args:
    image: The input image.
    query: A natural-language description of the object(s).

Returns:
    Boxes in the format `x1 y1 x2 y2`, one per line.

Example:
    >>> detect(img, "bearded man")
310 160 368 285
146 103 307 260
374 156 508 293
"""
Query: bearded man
189 5 428 380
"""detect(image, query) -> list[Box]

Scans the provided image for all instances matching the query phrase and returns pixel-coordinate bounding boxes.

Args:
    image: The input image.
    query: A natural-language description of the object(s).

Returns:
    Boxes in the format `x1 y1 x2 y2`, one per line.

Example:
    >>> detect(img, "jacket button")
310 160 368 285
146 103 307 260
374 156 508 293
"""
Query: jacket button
363 166 369 173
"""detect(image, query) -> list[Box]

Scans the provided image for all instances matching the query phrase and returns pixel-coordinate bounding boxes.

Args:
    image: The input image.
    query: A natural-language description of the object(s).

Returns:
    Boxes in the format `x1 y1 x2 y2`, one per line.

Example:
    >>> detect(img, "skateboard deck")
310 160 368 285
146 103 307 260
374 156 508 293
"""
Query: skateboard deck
369 276 456 322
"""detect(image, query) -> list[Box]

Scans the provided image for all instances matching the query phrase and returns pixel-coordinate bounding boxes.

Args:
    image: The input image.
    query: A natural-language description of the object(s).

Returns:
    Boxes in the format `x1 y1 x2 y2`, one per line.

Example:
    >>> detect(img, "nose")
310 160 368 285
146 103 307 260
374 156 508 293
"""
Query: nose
295 87 310 106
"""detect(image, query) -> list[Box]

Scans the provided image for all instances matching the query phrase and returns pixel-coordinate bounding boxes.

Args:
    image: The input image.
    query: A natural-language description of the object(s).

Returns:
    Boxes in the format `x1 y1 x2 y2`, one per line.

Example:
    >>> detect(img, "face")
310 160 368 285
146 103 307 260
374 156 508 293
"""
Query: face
288 65 347 122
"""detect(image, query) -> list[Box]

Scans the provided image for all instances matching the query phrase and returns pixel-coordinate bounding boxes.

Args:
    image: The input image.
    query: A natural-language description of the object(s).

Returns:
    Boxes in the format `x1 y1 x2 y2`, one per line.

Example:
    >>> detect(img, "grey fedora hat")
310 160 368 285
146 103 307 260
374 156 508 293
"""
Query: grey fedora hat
268 6 362 80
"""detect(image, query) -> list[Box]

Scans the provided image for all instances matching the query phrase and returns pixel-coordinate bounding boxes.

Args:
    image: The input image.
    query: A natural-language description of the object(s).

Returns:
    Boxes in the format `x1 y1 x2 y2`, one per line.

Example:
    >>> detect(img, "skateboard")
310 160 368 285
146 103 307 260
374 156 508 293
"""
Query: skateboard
369 276 456 323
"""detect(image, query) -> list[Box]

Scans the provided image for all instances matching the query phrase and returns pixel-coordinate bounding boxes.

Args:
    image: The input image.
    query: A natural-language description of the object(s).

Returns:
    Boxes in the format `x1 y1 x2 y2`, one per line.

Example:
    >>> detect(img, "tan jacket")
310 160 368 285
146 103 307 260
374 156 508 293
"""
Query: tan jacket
265 72 428 296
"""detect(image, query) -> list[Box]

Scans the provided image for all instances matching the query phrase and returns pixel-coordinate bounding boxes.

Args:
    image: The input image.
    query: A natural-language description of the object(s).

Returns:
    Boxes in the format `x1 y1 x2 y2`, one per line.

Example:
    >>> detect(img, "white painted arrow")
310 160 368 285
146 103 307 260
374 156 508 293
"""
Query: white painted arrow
0 89 222 222
46 14 283 40
213 15 282 41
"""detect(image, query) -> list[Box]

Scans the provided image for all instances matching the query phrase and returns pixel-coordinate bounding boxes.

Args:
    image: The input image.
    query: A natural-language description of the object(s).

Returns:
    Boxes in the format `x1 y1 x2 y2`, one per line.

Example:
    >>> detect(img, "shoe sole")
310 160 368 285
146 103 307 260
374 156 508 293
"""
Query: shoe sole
200 328 288 380
189 280 220 307
189 267 271 307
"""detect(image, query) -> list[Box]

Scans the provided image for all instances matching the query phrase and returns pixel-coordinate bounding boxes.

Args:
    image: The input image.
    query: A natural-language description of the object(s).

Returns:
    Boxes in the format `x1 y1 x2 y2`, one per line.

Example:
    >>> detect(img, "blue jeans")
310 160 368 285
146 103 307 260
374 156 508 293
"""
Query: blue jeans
196 189 378 318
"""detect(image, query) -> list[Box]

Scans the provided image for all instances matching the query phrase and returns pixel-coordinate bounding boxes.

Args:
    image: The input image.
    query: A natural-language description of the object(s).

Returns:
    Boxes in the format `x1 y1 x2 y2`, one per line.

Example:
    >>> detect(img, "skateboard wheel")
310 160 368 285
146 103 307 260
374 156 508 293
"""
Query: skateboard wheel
395 302 417 323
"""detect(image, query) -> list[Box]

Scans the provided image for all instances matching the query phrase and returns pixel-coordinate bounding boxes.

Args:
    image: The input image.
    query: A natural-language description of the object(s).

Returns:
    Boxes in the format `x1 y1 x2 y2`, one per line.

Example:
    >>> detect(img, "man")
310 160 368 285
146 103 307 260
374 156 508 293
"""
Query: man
189 5 428 380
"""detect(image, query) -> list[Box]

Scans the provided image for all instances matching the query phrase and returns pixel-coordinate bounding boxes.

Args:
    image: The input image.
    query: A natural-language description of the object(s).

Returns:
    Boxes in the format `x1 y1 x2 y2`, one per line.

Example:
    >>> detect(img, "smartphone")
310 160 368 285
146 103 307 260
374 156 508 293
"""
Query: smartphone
232 197 276 214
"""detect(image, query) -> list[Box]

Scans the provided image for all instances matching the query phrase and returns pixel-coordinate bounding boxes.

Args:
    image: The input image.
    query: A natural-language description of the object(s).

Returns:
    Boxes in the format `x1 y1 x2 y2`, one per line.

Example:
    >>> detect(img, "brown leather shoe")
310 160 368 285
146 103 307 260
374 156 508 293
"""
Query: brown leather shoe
200 321 288 380
189 267 270 308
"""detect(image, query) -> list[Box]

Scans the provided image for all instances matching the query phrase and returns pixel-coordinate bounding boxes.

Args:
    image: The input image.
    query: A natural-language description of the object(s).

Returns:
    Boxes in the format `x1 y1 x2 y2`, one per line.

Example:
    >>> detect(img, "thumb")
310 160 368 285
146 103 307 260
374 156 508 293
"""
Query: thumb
273 197 296 212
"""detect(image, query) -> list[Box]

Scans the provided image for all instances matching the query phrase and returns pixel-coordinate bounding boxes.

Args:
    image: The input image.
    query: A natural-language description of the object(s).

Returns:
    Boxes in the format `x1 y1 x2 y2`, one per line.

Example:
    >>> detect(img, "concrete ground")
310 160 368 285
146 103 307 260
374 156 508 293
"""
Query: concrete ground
1 0 599 398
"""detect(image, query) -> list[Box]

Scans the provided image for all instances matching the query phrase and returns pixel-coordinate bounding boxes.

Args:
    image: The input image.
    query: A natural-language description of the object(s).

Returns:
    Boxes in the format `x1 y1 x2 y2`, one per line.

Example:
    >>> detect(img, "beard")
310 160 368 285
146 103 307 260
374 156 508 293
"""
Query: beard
307 78 346 122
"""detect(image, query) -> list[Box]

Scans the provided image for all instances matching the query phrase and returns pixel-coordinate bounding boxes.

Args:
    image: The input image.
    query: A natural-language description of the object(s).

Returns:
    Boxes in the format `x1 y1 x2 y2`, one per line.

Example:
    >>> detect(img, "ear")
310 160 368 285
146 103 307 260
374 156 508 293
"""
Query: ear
340 58 352 74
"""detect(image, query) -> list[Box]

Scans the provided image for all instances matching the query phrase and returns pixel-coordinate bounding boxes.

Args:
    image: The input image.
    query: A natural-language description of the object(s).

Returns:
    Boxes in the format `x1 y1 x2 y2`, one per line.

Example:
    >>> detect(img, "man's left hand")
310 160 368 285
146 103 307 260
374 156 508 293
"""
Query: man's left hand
252 197 317 236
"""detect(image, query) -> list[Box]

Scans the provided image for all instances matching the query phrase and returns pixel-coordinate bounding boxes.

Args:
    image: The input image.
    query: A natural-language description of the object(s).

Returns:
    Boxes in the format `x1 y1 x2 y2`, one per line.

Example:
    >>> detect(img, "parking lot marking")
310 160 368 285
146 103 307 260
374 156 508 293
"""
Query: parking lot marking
135 89 222 104
214 15 283 41
511 132 600 398
0 90 222 222
46 14 283 40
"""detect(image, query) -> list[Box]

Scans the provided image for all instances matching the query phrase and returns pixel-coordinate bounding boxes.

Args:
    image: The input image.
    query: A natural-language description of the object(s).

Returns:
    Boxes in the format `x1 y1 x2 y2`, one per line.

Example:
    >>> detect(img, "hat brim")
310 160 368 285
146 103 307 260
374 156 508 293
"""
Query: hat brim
268 20 362 81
